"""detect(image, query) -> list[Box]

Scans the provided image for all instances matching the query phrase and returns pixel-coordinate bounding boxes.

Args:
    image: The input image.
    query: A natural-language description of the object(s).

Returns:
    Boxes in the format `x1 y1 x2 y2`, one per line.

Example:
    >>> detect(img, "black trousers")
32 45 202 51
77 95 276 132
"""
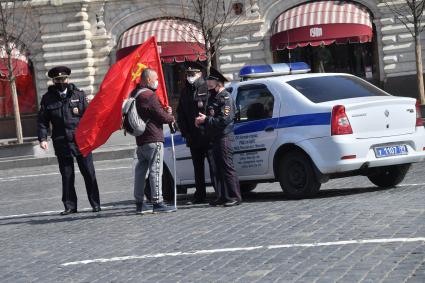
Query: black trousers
190 146 215 200
57 152 100 210
208 135 241 202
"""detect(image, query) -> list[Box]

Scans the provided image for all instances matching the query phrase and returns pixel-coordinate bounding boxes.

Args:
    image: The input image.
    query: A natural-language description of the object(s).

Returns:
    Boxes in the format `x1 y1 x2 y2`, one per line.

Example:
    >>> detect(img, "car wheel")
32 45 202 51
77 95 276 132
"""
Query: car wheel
240 183 257 194
367 164 411 188
144 164 175 203
278 150 321 199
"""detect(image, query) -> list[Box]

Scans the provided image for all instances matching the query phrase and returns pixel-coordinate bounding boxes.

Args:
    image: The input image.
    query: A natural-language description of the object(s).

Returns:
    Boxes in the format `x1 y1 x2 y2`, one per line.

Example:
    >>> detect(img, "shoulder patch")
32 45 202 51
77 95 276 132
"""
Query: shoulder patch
224 105 231 116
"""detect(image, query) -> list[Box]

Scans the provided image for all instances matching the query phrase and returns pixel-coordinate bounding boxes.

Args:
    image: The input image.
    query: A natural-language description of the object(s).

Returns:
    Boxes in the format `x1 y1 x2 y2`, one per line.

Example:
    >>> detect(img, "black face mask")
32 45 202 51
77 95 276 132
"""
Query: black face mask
209 86 218 96
55 83 68 92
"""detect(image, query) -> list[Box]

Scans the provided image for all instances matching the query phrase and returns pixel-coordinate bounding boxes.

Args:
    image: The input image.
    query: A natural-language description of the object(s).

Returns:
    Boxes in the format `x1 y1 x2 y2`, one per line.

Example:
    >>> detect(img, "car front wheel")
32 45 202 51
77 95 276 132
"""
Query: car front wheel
278 150 321 199
367 164 411 188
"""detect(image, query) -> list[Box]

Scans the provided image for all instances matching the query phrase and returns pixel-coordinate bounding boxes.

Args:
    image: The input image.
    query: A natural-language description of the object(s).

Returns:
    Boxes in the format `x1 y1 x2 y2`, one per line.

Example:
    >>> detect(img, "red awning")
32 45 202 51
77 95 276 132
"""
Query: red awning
116 19 207 62
271 1 373 50
0 46 30 77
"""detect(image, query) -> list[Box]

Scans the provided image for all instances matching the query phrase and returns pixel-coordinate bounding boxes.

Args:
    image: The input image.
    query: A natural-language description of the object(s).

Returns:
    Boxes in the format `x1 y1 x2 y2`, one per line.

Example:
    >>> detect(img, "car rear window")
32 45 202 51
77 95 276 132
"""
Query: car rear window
287 75 388 103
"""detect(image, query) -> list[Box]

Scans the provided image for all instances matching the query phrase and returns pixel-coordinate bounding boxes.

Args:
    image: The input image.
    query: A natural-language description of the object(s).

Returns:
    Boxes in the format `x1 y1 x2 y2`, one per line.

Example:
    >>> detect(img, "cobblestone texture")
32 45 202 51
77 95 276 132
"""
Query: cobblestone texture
0 159 424 282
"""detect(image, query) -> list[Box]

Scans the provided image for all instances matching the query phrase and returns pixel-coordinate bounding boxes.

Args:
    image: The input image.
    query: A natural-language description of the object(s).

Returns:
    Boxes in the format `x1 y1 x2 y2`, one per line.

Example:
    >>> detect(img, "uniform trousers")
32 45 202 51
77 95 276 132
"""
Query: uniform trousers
57 152 100 210
190 146 215 200
208 134 241 202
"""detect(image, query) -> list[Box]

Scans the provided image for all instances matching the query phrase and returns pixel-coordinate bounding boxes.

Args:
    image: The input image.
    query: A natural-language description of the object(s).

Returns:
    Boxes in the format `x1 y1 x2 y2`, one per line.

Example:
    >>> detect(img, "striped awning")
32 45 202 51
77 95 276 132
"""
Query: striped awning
271 1 373 50
117 19 207 62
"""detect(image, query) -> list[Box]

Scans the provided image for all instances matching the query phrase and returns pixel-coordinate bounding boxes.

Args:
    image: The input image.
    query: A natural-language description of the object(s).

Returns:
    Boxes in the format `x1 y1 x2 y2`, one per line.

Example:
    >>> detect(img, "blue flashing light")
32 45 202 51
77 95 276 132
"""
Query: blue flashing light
239 62 310 80
239 64 273 78
288 62 311 74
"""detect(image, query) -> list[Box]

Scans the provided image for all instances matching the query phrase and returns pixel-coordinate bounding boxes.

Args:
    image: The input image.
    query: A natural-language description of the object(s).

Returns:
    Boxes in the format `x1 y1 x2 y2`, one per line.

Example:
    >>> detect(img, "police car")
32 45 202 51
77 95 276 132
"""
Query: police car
161 63 425 199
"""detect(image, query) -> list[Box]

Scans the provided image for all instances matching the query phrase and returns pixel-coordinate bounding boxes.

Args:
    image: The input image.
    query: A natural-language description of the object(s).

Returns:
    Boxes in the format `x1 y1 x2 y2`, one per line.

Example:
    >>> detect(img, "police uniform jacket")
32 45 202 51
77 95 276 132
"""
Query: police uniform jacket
205 89 235 140
177 78 210 147
37 84 87 157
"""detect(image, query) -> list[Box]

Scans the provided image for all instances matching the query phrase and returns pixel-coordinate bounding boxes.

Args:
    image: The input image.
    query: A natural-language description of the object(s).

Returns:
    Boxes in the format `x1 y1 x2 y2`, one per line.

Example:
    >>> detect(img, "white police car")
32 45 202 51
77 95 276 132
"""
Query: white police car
162 63 425 199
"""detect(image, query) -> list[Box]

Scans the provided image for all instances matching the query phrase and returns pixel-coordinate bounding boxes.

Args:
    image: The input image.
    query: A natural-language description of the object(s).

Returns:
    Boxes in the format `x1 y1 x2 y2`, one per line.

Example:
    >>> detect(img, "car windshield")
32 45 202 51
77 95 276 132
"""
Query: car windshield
286 75 388 103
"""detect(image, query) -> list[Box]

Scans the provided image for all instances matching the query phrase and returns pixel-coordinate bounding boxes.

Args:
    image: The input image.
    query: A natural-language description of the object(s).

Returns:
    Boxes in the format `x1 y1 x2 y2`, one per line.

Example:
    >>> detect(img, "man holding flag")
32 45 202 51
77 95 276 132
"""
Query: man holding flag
132 68 176 214
75 36 176 214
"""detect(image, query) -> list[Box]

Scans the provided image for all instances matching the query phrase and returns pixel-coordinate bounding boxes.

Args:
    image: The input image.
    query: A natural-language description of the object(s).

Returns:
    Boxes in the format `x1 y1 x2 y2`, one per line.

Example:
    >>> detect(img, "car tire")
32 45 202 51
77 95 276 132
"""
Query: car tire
278 150 321 199
240 183 257 194
144 164 175 203
367 164 411 188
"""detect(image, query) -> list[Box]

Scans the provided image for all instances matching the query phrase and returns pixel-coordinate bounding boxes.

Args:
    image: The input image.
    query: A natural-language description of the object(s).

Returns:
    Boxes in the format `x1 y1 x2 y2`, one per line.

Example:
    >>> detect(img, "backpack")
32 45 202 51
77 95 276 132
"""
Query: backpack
122 88 150 136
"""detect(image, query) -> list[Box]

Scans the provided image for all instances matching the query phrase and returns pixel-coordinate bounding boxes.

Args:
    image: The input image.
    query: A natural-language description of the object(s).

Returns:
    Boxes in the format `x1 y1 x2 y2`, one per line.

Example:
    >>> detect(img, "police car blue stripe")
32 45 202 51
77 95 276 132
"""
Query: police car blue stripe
164 112 331 148
276 112 331 129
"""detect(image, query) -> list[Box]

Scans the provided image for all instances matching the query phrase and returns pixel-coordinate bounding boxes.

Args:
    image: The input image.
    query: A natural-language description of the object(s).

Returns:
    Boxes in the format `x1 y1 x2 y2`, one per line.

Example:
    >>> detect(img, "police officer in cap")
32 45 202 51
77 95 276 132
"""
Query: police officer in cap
195 69 242 206
37 66 101 215
177 62 215 204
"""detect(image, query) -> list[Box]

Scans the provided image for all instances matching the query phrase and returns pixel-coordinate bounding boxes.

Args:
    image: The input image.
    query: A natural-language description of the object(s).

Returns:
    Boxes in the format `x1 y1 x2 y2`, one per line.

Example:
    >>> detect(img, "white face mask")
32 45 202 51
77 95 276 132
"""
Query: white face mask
150 80 159 90
187 76 197 84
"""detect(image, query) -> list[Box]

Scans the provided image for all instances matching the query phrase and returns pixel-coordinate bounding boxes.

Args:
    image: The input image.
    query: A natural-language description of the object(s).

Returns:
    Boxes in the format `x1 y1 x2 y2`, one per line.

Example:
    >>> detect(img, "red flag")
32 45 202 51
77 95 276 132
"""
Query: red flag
75 36 168 156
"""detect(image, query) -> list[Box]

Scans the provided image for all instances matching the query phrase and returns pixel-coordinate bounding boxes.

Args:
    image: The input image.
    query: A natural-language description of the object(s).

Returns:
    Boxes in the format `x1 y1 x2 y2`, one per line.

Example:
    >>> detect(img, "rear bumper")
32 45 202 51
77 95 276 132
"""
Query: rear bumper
299 128 425 174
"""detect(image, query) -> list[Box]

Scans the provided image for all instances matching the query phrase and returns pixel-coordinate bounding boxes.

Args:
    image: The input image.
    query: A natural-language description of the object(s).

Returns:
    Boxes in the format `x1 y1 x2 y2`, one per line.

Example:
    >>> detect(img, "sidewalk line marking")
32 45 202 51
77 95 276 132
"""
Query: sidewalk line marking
61 237 425 267
0 206 114 220
0 166 131 182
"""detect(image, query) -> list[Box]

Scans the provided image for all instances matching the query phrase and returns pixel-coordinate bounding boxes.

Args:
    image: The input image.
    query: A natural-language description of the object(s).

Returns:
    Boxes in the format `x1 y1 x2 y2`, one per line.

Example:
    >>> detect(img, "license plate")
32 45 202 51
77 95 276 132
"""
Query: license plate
374 145 408 158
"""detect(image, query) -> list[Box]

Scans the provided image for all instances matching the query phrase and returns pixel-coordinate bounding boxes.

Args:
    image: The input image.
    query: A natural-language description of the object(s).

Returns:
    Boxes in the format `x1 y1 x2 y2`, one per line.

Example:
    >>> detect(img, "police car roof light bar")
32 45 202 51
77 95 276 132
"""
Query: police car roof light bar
239 62 310 80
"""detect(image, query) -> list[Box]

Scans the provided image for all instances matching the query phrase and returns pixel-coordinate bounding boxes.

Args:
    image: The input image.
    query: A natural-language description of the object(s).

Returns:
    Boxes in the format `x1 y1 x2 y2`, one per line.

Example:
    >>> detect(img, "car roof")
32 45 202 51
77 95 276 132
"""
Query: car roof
234 73 354 87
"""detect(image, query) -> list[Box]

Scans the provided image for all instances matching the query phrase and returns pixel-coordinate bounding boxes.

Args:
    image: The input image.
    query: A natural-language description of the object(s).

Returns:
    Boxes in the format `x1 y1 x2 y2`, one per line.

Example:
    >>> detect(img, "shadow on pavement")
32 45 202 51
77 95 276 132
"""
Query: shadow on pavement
0 185 392 226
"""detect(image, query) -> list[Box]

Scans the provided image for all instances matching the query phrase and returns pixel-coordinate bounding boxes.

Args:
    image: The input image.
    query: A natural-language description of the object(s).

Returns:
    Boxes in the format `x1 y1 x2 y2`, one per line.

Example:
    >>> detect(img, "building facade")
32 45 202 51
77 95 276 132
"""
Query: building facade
0 0 420 138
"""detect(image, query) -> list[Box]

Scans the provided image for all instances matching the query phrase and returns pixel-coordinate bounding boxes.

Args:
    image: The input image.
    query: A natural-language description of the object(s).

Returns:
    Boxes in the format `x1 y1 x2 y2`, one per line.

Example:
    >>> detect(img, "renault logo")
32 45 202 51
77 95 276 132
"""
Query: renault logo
384 110 390 117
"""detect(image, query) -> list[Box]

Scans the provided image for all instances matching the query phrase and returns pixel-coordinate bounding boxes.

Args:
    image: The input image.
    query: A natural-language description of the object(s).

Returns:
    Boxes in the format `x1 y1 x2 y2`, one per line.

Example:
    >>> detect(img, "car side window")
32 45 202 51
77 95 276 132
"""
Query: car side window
235 84 274 123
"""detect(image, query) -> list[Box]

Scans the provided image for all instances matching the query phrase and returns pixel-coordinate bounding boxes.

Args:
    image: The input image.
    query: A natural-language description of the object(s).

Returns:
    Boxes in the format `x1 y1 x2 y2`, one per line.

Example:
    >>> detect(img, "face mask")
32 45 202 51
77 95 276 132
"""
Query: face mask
209 88 217 96
187 76 197 84
55 83 68 92
149 80 159 91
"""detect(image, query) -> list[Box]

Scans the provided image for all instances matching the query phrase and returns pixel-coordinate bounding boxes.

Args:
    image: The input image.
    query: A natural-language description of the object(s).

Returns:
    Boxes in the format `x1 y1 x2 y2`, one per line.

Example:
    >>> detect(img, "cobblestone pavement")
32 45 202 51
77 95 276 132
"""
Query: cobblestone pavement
0 158 424 282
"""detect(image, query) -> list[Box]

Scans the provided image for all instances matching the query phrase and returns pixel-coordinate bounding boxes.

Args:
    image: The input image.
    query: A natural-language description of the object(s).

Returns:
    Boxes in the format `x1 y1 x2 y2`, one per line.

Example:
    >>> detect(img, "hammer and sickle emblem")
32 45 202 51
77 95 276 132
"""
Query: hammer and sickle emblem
131 63 148 81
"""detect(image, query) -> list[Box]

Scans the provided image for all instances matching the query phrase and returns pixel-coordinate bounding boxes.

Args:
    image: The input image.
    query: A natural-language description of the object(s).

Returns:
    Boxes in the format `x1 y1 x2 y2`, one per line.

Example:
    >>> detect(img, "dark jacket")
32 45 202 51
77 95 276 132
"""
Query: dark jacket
176 78 210 147
205 88 235 140
37 83 87 156
135 87 174 146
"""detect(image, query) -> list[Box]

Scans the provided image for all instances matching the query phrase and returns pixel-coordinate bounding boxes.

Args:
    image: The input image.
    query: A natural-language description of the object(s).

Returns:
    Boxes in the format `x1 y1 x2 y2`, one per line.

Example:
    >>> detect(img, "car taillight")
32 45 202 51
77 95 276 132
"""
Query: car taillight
331 105 353 135
416 100 423 127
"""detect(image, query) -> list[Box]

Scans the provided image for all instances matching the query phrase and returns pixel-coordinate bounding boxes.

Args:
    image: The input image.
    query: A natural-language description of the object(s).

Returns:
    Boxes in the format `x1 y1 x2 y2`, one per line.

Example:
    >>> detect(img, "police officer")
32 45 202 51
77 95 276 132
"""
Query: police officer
177 63 215 204
195 69 242 207
37 66 101 215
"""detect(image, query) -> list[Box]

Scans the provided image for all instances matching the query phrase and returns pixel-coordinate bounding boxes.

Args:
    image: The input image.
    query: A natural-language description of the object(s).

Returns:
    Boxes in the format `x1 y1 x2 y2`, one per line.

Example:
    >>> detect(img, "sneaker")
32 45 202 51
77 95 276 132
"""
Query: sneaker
153 202 176 213
136 202 153 215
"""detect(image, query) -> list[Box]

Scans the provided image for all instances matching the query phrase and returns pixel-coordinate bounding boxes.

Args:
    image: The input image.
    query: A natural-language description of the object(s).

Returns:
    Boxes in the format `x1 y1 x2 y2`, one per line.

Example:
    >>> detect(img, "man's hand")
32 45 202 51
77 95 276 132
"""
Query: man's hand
165 106 173 114
40 141 48 150
85 94 94 103
195 113 206 128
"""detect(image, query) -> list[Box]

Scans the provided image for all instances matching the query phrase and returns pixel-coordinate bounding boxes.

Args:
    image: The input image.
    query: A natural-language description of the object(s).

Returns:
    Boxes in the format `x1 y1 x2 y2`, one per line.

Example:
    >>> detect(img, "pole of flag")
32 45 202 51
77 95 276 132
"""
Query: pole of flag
170 124 177 210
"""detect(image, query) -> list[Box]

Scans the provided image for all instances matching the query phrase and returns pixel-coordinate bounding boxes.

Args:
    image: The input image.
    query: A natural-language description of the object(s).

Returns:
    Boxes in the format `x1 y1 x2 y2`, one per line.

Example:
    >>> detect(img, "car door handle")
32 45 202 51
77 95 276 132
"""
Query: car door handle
264 126 275 132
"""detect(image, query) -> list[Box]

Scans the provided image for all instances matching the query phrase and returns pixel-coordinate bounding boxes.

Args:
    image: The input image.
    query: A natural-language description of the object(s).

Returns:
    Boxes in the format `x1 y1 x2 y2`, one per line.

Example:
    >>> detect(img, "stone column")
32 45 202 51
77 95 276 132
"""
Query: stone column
39 2 95 95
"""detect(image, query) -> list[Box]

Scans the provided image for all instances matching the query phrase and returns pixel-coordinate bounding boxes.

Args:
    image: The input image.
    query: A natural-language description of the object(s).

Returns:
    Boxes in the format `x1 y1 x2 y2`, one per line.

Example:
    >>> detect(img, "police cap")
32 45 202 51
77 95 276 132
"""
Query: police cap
185 61 203 73
206 67 228 83
48 66 71 79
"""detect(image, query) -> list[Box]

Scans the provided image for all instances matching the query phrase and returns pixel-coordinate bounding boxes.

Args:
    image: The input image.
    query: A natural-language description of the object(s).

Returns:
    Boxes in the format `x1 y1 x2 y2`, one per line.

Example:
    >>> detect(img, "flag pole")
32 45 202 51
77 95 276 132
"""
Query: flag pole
170 126 177 210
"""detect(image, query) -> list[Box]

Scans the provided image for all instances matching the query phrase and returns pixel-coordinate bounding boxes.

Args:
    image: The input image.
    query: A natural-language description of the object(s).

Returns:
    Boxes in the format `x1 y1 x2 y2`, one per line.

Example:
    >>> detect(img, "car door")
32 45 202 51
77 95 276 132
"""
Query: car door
233 84 279 176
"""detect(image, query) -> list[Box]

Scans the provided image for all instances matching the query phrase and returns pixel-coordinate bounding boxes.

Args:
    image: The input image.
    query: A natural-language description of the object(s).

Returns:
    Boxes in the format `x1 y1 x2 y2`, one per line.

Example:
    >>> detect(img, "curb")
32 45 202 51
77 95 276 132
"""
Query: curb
0 148 135 170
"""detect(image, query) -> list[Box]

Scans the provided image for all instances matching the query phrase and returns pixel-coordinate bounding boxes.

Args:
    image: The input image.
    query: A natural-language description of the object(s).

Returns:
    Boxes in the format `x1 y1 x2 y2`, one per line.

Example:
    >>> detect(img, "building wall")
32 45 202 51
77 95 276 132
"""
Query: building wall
24 0 425 102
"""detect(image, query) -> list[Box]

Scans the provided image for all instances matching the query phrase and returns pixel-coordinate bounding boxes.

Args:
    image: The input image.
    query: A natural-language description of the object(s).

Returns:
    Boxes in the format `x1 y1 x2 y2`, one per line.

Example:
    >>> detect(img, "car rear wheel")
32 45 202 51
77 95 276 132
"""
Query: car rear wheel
367 164 411 188
278 150 321 199
240 183 257 194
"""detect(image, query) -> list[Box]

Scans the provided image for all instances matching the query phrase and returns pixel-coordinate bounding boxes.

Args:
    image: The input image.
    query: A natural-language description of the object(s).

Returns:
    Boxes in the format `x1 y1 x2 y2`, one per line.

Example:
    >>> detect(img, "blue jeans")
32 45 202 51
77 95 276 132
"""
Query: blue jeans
134 142 164 204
